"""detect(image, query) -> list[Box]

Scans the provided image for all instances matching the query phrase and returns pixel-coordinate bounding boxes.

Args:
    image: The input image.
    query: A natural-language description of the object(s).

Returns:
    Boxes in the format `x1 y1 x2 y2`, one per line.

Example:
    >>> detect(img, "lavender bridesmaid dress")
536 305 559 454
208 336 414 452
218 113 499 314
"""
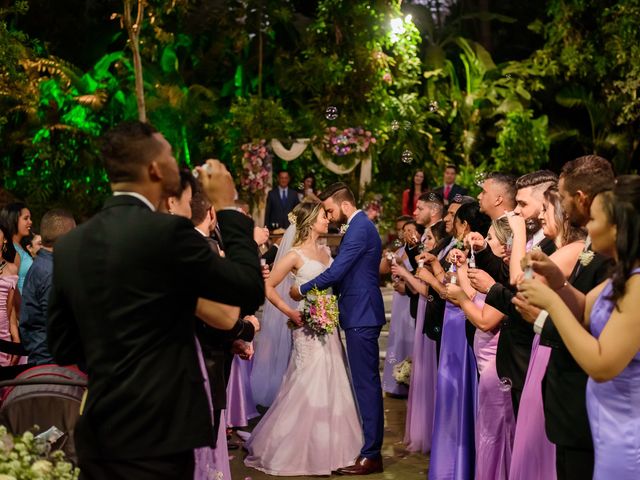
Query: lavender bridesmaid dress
225 355 259 428
429 302 478 480
383 248 415 396
587 274 640 479
404 293 438 453
509 334 556 480
473 294 515 480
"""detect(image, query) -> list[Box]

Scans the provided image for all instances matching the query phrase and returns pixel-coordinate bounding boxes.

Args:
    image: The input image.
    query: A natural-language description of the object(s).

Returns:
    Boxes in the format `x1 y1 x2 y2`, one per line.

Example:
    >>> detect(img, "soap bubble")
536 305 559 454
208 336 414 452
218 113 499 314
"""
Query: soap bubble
402 120 412 131
325 106 338 121
401 150 413 164
428 101 439 112
474 171 487 187
391 120 400 131
499 377 513 392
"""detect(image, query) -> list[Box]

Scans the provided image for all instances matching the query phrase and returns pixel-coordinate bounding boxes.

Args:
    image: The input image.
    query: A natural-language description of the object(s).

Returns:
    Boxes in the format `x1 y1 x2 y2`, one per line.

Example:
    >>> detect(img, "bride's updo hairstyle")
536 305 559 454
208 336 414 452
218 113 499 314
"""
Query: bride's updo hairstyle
291 201 324 246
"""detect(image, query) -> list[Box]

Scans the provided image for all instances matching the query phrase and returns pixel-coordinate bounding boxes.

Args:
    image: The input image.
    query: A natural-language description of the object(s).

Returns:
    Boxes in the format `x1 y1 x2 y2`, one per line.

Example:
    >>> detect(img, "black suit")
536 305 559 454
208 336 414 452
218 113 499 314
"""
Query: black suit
47 196 264 471
435 183 467 205
541 252 611 479
264 187 299 229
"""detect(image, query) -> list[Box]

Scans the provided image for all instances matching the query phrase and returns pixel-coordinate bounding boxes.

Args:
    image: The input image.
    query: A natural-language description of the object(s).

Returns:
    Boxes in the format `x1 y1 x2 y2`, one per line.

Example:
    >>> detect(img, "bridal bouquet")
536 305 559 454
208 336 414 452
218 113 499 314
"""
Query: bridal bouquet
302 287 340 335
393 357 412 386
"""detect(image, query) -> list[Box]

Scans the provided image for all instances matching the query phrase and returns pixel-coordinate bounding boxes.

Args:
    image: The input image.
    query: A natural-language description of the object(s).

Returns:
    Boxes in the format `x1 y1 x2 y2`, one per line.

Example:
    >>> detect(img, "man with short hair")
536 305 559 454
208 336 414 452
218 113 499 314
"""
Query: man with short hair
514 170 558 250
514 155 614 480
264 170 299 230
435 164 467 206
47 121 264 480
413 191 444 227
20 209 76 365
477 172 517 220
291 182 386 475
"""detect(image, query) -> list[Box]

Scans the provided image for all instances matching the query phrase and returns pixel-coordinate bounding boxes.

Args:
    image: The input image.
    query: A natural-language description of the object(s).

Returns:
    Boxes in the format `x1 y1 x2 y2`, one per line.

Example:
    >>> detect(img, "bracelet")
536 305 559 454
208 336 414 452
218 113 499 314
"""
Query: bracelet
552 280 569 290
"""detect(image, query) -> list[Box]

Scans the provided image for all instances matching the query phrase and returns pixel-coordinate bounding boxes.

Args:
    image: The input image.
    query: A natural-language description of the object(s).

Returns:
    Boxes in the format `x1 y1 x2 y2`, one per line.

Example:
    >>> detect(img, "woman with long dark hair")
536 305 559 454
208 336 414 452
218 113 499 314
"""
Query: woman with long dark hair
0 223 19 366
519 175 640 479
0 202 33 293
402 170 426 216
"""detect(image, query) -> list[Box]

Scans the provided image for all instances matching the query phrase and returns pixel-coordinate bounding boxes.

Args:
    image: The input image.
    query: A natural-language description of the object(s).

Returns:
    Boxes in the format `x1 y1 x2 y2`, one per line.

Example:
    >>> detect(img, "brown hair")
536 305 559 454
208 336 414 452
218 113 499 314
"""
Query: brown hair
291 201 324 246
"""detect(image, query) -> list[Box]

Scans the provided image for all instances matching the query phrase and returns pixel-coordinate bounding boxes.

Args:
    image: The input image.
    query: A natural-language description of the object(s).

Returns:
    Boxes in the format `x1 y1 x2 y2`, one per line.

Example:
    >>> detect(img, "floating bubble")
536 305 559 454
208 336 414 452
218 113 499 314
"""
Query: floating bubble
428 100 439 112
325 106 338 121
433 325 441 334
391 120 400 131
474 171 487 187
392 239 403 249
428 192 440 202
452 193 463 203
505 73 512 79
401 149 413 164
427 295 434 302
499 377 513 392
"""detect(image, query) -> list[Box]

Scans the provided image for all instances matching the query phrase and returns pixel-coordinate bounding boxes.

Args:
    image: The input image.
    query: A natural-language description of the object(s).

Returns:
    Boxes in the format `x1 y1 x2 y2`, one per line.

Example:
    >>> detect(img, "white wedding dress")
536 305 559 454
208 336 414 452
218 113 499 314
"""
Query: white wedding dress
244 248 364 476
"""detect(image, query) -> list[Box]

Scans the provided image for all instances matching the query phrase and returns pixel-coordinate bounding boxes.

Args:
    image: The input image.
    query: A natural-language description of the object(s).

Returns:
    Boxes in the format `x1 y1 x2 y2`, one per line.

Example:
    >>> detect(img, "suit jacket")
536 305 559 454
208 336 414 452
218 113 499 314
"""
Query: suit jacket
300 211 385 329
435 183 467 204
540 252 611 448
47 195 264 460
264 187 300 229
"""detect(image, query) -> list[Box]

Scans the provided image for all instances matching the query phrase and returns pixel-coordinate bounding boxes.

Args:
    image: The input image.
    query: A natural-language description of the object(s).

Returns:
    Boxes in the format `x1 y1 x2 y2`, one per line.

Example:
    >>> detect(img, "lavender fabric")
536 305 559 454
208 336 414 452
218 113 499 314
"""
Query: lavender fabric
587 274 640 479
225 355 260 428
509 334 555 480
383 248 416 396
473 293 515 480
404 294 438 453
429 302 478 480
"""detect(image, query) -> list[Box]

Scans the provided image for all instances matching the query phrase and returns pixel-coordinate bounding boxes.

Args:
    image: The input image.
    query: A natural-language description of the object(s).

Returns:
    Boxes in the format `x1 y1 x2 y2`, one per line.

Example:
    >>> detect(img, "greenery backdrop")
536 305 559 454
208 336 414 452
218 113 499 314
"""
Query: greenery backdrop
0 0 638 225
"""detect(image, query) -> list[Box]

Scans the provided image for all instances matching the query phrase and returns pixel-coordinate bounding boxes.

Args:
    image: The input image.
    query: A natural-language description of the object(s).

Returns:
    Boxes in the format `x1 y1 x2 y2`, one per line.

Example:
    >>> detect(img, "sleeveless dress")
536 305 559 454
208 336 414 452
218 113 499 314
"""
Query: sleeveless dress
429 302 478 480
382 247 416 396
0 274 18 366
473 294 515 480
587 272 640 479
244 250 363 476
14 243 33 294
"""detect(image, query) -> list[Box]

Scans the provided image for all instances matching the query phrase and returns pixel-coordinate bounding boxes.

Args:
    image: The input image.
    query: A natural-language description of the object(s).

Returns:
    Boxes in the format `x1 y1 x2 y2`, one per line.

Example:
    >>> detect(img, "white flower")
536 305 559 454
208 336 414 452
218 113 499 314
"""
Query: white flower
579 250 595 266
31 460 53 475
339 224 349 234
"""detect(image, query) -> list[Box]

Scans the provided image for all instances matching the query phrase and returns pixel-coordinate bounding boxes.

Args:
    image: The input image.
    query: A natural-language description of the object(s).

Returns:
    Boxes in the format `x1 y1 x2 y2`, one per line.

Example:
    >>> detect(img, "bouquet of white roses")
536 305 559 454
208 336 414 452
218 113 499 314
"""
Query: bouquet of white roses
393 357 412 386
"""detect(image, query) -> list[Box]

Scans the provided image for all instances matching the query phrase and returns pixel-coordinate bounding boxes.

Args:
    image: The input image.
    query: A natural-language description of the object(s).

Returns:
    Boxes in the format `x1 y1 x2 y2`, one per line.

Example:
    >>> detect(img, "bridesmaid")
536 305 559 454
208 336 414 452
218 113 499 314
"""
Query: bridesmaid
0 202 33 293
519 176 640 479
446 219 515 480
0 223 19 366
380 216 416 396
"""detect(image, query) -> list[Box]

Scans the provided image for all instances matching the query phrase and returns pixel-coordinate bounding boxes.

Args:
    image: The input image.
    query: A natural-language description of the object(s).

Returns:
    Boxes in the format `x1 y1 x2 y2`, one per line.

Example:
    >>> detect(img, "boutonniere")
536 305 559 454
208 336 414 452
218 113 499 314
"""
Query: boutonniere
579 250 594 266
339 224 349 234
454 239 464 250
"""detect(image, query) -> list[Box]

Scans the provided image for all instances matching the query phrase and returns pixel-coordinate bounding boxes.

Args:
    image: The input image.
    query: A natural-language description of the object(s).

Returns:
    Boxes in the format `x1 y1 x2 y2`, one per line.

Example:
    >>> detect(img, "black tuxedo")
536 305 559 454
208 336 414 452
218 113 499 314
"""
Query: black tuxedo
47 195 264 462
435 183 467 205
541 252 611 478
264 187 299 229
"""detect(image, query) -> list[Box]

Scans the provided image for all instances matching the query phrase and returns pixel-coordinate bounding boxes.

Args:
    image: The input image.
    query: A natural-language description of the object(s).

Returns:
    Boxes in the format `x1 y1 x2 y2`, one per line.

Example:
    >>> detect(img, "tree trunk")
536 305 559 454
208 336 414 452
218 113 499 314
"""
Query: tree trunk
123 0 146 122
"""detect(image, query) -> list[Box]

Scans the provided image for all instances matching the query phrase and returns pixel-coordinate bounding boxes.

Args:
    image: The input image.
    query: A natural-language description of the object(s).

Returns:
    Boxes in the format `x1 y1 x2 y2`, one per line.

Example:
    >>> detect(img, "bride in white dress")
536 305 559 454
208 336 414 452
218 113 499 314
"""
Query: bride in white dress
244 201 364 476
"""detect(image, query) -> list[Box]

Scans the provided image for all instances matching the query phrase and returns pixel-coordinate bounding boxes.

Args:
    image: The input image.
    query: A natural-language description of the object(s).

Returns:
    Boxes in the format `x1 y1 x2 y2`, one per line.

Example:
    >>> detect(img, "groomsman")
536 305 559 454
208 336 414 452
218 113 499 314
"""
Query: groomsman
264 170 299 230
435 165 467 206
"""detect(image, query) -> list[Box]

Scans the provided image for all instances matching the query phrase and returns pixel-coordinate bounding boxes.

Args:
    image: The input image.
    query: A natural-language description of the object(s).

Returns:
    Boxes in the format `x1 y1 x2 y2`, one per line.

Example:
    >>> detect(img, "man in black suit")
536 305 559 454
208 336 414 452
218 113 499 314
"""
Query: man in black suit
264 170 299 230
47 122 265 480
513 155 614 480
435 165 467 206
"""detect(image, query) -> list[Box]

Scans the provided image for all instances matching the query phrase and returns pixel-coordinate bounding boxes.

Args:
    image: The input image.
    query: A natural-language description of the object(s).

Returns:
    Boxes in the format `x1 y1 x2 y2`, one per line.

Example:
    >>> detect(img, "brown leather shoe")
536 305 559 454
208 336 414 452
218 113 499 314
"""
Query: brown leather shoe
335 455 383 475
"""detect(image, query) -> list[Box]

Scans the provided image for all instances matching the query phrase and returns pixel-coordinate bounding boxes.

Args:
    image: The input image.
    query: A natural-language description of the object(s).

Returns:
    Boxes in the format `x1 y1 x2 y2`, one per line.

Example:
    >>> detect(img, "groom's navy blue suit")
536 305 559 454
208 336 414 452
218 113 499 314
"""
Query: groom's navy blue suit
300 210 385 458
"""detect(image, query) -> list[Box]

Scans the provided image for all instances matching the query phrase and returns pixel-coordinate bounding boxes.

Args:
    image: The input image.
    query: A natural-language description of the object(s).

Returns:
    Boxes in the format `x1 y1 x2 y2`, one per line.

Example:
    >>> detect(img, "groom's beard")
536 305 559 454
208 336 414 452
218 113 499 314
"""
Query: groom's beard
337 207 349 225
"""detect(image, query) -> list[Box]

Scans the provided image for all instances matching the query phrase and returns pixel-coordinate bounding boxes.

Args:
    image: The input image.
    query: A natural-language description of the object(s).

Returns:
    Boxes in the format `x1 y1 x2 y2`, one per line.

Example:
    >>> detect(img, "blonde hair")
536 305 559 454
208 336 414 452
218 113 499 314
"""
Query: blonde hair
491 217 513 246
292 201 324 246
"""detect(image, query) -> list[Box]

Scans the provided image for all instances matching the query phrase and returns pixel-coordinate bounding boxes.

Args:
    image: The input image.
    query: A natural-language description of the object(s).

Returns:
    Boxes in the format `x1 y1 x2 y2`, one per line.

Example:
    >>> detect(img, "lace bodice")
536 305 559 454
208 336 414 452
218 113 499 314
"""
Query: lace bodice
291 247 333 309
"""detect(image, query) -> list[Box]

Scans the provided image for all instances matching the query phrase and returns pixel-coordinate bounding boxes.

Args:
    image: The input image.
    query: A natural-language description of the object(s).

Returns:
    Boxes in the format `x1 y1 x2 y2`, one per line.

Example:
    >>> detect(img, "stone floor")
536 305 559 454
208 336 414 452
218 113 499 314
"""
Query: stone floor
228 286 429 479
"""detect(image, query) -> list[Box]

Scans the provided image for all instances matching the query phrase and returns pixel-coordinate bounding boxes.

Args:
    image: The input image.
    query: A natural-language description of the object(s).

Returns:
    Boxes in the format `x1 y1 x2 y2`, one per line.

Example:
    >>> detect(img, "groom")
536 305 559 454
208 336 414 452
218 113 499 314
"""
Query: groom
291 182 385 475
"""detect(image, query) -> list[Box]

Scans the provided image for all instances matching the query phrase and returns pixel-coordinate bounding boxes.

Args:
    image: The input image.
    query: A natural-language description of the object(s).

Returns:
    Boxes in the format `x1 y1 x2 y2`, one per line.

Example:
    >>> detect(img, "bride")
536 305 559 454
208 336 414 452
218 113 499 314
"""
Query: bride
244 200 364 476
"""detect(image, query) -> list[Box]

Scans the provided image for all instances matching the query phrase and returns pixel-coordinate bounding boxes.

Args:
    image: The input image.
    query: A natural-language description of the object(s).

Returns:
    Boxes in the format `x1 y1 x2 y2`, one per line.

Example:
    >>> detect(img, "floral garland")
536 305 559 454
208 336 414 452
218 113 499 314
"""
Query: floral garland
321 127 376 158
239 140 272 200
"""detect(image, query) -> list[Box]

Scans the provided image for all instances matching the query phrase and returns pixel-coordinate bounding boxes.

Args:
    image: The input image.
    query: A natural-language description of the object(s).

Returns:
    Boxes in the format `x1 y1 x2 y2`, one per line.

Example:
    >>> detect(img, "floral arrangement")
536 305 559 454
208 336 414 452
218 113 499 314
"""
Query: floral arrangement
0 427 79 479
302 287 340 335
392 357 412 386
239 139 272 197
321 127 376 157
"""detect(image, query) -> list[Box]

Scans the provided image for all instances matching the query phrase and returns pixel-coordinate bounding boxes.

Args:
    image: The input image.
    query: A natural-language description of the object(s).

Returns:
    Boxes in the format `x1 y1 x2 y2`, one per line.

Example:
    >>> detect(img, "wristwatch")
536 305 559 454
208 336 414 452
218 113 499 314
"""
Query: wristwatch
533 309 549 335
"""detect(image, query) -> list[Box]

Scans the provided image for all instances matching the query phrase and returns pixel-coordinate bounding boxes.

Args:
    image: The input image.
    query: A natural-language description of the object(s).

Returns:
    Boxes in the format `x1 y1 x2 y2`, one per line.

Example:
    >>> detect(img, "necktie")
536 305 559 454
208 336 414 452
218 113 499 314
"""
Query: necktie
281 189 286 202
444 184 451 199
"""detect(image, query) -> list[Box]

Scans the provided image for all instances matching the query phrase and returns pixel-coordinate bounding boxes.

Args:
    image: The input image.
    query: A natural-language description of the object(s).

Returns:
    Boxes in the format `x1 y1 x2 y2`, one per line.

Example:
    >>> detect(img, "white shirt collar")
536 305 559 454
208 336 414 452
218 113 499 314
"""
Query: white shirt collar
194 226 209 237
531 228 546 249
347 209 361 225
113 191 156 211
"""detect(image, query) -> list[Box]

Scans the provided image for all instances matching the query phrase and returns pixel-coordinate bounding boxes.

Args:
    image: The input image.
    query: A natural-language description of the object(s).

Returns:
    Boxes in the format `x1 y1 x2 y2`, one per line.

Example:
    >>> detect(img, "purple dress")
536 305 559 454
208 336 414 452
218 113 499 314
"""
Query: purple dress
404 294 438 453
225 355 259 428
587 274 640 479
473 294 515 480
429 302 478 480
383 249 415 396
508 334 555 480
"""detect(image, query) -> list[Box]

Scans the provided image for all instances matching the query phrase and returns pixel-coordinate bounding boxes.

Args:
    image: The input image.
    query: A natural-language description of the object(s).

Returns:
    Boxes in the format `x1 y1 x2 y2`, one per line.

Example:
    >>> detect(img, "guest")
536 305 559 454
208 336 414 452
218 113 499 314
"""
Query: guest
160 169 196 218
299 172 320 202
47 121 264 479
518 175 640 479
20 209 76 366
264 170 300 230
435 165 467 206
20 233 42 258
0 223 19 367
402 170 426 216
413 191 444 229
0 202 33 293
513 155 614 479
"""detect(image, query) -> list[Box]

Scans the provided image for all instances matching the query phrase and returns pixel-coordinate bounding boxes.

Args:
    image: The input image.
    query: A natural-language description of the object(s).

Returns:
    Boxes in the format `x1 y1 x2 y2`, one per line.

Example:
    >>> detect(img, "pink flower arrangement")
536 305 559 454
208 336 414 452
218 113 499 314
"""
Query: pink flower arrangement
321 127 376 157
239 140 272 195
302 287 340 335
